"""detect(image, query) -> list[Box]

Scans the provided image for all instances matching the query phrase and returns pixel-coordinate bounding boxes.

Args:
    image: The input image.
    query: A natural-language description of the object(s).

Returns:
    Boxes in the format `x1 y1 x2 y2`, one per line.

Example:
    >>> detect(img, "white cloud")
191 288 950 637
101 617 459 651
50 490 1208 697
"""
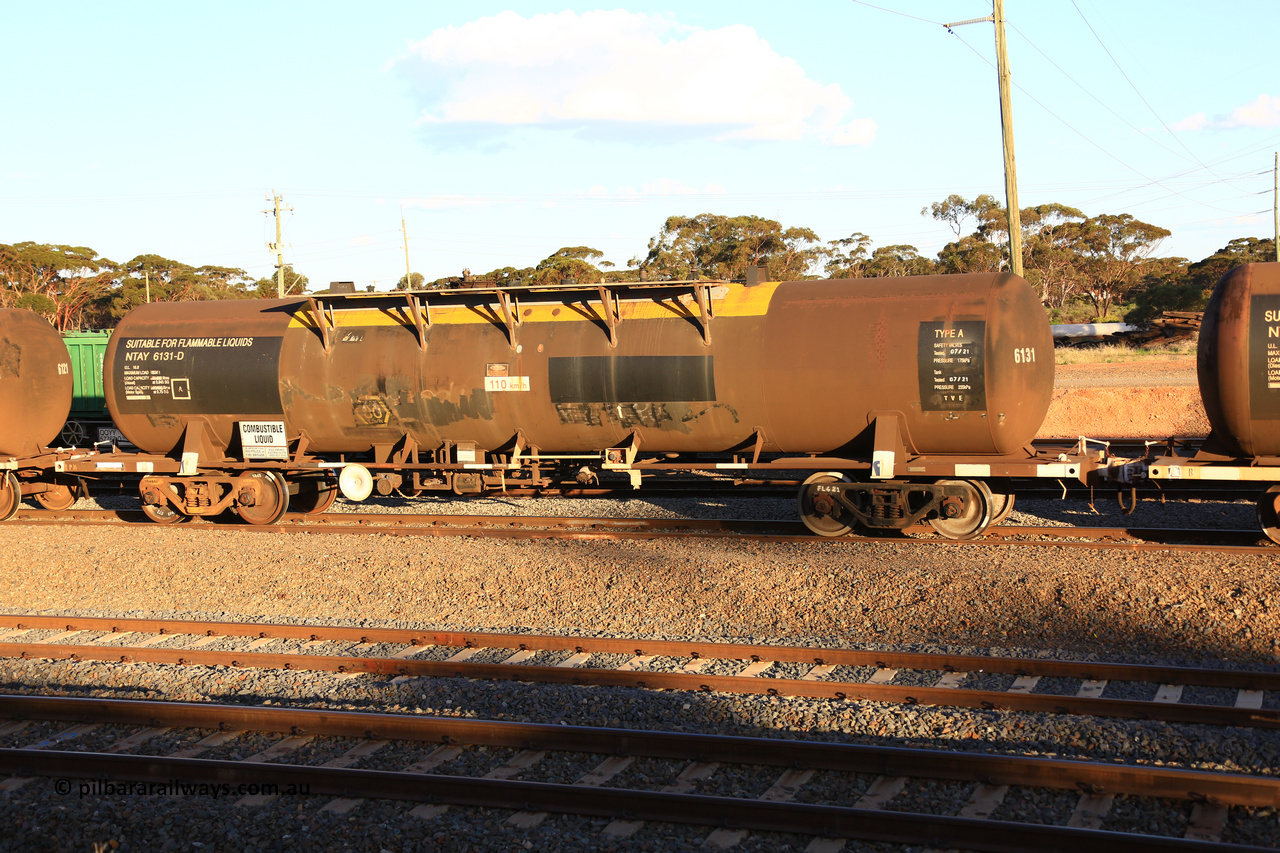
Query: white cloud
394 10 874 146
1223 94 1280 128
1170 112 1207 132
1176 94 1280 130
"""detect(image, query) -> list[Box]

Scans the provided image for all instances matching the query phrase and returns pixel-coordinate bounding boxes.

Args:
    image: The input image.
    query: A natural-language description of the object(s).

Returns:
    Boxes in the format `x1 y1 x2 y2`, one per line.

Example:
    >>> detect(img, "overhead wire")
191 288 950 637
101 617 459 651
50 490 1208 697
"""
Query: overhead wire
1068 0 1227 183
1007 21 1189 165
850 0 1268 228
846 0 945 27
942 26 1251 217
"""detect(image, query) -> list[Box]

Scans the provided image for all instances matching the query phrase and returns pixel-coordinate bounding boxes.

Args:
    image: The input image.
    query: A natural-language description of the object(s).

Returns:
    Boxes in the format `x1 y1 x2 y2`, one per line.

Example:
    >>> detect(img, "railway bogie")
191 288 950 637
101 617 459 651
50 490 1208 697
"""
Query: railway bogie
133 469 350 525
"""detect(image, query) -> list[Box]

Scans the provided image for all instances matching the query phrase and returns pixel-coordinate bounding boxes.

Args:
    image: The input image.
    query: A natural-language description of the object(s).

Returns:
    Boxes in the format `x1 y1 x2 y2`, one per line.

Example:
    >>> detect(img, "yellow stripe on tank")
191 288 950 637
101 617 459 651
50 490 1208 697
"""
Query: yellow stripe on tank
287 282 780 329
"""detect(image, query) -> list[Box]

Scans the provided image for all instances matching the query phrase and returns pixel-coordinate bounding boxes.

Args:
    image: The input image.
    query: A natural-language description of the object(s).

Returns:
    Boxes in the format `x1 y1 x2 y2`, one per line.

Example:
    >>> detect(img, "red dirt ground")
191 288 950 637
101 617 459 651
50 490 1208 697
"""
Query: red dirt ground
1038 357 1209 439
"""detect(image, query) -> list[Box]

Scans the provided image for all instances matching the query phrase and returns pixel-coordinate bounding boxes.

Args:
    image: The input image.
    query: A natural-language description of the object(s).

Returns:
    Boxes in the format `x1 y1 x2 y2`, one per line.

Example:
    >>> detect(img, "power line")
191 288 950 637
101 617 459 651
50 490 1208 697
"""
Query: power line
847 0 945 27
1007 21 1190 165
945 27 1247 217
1068 0 1224 183
851 0 1259 221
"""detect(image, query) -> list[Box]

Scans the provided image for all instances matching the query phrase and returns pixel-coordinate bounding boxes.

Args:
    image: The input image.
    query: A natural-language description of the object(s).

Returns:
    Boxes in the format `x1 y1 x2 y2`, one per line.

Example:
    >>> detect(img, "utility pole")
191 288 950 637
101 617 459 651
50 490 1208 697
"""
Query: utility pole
1274 152 1278 262
144 269 151 304
401 208 413 289
945 0 1023 277
263 190 294 297
993 0 1022 277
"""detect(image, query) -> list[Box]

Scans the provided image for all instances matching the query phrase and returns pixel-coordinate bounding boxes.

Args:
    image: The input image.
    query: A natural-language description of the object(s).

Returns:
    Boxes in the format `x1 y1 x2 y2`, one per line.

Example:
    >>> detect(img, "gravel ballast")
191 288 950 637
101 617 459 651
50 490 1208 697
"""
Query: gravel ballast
0 489 1277 850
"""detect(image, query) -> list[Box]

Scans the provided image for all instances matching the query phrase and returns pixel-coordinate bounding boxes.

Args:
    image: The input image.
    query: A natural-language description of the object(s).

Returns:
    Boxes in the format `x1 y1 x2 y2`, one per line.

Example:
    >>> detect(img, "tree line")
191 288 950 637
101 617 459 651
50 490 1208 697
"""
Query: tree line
419 200 1275 325
0 243 307 331
3 196 1275 331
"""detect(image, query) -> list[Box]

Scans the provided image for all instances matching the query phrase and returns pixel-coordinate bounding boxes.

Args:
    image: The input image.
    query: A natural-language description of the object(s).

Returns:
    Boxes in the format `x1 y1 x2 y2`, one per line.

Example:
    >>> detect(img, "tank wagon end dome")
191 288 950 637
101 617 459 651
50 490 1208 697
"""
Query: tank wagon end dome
759 271 1052 457
1198 262 1280 457
0 308 75 456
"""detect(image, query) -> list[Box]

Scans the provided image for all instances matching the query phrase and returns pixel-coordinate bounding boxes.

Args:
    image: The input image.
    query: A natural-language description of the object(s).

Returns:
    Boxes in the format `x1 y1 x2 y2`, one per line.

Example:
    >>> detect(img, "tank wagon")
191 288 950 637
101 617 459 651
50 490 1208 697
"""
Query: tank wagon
1112 262 1280 542
64 272 1091 535
0 308 78 518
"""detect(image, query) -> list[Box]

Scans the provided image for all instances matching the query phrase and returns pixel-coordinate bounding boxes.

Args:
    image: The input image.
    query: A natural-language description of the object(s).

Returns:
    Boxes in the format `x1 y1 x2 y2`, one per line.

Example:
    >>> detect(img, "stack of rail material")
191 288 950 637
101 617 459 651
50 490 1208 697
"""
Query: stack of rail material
1119 311 1202 345
1051 322 1133 347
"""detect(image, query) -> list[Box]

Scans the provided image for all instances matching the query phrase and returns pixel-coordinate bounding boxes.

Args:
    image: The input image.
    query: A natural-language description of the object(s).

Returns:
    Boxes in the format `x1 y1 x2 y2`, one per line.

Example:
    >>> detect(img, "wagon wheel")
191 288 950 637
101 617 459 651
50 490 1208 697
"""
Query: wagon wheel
141 501 186 525
59 420 88 447
235 471 290 525
988 491 1015 526
796 472 852 538
1257 486 1280 546
289 473 338 515
928 479 993 540
0 473 20 522
34 481 76 511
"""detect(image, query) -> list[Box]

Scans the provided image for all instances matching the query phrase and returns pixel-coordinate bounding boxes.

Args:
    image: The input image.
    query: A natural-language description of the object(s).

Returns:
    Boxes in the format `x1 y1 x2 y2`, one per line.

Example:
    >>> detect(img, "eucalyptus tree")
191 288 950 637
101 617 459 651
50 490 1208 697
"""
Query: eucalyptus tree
637 214 826 281
0 242 118 330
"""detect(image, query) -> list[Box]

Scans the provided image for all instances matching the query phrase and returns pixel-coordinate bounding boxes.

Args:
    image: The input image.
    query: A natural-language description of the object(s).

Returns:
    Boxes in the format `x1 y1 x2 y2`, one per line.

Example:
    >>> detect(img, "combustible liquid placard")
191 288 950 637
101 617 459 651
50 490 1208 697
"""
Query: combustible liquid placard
238 421 289 460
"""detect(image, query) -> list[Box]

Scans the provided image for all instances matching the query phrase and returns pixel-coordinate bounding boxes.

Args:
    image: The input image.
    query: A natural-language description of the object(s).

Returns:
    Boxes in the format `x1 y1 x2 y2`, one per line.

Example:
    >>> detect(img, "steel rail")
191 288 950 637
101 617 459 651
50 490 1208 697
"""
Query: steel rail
1 695 1277 803
0 751 1262 853
3 614 1276 690
4 645 1276 729
35 508 759 529
6 508 1274 552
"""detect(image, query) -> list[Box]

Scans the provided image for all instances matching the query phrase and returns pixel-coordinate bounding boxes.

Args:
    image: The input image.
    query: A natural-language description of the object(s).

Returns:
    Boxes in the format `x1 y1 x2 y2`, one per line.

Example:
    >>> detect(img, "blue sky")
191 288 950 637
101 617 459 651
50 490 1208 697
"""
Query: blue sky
3 1 1277 289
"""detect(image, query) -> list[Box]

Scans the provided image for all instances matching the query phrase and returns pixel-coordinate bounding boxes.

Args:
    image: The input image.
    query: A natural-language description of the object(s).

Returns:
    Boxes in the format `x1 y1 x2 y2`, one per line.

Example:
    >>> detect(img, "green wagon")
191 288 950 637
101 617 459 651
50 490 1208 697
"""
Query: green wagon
60 330 117 446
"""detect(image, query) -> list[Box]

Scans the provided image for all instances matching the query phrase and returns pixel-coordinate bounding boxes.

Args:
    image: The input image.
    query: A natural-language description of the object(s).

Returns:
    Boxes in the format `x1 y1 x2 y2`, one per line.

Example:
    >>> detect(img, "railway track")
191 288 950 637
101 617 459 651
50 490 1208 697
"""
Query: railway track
72 478 1256 503
1 694 1276 850
2 615 1276 730
8 507 1275 552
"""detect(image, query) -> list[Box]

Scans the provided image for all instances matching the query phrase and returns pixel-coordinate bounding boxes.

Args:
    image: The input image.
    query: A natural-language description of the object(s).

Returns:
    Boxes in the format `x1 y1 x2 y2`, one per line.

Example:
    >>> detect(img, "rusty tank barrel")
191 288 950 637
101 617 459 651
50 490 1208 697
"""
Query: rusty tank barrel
0 308 73 457
1198 262 1280 457
104 273 1053 460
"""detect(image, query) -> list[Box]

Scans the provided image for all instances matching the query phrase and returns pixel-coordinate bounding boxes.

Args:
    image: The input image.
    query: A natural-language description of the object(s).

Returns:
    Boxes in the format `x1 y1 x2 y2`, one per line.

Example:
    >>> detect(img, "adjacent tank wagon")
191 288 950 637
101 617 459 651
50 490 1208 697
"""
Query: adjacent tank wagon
0 308 73 458
1129 262 1280 542
1196 261 1280 457
0 308 75 519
